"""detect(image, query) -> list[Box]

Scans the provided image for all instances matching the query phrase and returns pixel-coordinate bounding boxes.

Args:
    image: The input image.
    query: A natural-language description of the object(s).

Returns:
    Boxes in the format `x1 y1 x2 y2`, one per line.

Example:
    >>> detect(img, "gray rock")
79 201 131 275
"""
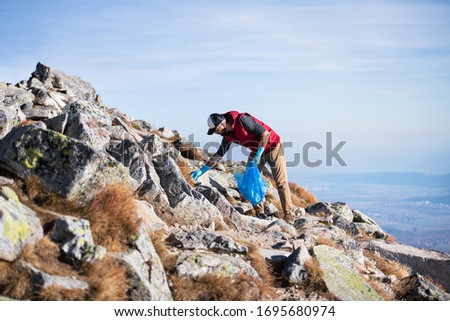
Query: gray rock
258 248 291 265
63 100 112 127
115 250 173 301
397 273 450 301
281 243 312 284
141 134 169 157
175 251 260 280
64 109 110 150
0 82 34 111
314 245 383 300
52 216 106 264
306 202 354 222
363 239 450 293
234 201 253 214
195 185 246 231
108 139 149 187
43 113 69 133
331 215 361 236
153 155 225 228
113 117 143 143
166 230 248 254
0 126 130 205
28 62 99 104
21 261 89 292
0 186 43 261
130 227 173 300
352 210 386 238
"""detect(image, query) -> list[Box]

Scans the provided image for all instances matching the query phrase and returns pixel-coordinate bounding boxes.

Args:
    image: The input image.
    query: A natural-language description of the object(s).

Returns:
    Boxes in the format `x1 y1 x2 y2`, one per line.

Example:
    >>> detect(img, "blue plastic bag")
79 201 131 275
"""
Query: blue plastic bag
234 162 267 206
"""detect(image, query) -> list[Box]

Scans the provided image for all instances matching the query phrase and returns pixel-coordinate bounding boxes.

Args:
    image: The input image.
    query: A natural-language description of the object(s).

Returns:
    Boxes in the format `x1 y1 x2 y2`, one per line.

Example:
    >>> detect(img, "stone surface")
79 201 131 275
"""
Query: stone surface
314 245 383 300
0 126 130 204
175 251 260 280
0 186 43 261
281 243 312 284
52 216 106 264
166 230 248 254
153 155 225 228
306 202 354 222
115 250 173 301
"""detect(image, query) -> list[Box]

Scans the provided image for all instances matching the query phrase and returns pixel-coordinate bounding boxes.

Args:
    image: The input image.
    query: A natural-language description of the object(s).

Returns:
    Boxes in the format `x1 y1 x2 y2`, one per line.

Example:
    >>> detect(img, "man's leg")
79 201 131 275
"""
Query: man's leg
267 143 294 222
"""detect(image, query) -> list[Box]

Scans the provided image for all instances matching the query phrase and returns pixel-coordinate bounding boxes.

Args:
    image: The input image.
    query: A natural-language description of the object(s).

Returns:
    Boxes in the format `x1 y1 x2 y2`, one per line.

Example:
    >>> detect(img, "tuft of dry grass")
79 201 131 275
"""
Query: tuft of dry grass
21 236 78 277
303 257 337 300
150 230 179 272
363 250 411 280
23 176 80 216
176 144 204 161
384 234 397 244
171 273 261 301
84 183 140 252
366 277 395 301
83 257 128 301
38 286 87 301
289 182 318 208
176 159 196 187
0 261 32 300
315 236 339 249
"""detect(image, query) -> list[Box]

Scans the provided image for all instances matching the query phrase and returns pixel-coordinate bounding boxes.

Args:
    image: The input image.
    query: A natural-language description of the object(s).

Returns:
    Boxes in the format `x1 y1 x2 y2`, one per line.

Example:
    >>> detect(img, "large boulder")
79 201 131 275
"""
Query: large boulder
0 83 29 138
175 251 260 280
166 230 248 254
0 186 43 261
306 202 354 222
0 125 130 205
281 243 312 284
114 250 173 301
313 245 383 300
108 139 149 187
27 62 99 106
153 155 225 229
51 216 106 264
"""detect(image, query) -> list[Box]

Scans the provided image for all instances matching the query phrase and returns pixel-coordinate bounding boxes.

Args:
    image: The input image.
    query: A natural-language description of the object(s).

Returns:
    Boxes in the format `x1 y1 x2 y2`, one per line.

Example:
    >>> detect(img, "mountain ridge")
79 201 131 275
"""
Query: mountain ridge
0 63 449 301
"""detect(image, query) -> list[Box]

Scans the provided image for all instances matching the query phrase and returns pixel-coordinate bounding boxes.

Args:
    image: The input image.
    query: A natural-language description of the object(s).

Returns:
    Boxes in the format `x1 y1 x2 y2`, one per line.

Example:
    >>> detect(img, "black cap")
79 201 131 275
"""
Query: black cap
207 113 225 135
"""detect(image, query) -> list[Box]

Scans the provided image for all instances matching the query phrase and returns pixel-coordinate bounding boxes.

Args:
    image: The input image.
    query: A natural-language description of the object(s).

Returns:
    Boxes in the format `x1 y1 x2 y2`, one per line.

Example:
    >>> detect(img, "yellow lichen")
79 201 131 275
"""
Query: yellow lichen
2 209 31 245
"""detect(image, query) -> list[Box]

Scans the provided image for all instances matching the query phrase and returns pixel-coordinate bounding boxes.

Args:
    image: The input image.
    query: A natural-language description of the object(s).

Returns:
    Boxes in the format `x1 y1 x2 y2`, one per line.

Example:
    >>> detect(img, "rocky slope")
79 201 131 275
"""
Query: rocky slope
0 63 449 301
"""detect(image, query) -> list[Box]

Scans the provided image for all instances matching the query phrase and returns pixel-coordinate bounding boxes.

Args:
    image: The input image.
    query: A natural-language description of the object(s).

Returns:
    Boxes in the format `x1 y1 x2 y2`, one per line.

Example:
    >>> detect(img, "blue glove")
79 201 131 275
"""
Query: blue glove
190 165 210 181
250 147 264 166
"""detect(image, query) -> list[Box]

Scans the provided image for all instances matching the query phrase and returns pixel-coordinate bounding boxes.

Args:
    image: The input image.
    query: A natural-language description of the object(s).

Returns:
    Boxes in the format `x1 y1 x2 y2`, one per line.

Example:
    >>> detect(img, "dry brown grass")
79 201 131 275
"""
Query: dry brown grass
150 230 179 272
0 260 32 300
38 286 87 301
83 257 128 301
176 159 196 187
315 236 339 249
366 277 395 301
176 143 204 161
246 245 276 299
151 129 180 142
289 182 318 208
171 273 262 301
84 183 140 252
303 257 337 300
23 176 80 216
384 234 397 244
363 250 411 280
21 236 78 277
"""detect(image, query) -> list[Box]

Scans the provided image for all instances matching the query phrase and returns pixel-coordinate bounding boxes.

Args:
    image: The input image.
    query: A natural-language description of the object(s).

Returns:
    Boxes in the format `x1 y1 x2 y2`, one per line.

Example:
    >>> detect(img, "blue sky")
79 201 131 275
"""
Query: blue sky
1 0 450 176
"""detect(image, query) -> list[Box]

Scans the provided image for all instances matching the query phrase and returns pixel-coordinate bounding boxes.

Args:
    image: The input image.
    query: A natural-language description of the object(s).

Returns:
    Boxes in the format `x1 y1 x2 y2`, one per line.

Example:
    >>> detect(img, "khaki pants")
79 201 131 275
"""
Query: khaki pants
251 142 293 218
